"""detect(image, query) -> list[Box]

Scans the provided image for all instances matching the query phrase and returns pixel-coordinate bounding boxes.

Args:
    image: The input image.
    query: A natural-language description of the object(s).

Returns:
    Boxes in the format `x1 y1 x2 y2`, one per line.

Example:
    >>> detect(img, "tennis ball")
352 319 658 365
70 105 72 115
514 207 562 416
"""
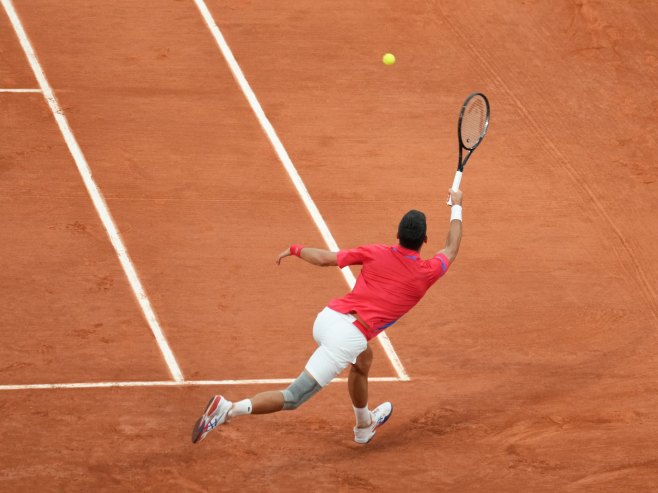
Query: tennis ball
382 53 396 66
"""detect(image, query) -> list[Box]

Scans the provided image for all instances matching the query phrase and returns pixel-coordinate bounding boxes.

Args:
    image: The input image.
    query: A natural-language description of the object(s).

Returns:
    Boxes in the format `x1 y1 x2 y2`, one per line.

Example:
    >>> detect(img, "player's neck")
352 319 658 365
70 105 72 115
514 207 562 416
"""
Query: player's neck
398 243 421 254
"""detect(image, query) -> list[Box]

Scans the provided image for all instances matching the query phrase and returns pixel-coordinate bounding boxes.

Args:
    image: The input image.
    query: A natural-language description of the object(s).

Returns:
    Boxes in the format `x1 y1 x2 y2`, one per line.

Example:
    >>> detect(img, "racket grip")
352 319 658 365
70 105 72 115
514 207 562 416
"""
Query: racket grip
447 171 462 205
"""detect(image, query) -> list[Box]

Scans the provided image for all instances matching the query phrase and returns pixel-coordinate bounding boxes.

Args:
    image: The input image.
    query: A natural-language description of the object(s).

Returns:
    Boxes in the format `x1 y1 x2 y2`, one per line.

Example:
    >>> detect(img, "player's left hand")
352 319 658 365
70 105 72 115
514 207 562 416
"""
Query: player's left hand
276 248 291 265
447 188 463 206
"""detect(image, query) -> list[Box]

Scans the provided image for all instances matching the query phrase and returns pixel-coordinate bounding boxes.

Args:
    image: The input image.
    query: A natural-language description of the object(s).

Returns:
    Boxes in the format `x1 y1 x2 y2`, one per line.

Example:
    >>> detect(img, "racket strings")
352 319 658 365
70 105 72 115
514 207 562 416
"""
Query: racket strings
460 97 487 149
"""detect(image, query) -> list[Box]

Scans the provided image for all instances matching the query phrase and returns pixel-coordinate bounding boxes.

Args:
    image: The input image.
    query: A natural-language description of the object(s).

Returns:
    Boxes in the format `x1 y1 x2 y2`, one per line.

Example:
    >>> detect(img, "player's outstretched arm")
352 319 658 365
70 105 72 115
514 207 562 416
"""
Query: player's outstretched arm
276 246 338 266
437 189 463 264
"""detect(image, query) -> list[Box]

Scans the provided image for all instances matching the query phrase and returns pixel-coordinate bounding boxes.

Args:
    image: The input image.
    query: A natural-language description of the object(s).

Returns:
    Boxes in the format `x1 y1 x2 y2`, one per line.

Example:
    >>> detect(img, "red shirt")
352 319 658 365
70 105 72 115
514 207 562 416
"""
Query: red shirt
327 244 450 340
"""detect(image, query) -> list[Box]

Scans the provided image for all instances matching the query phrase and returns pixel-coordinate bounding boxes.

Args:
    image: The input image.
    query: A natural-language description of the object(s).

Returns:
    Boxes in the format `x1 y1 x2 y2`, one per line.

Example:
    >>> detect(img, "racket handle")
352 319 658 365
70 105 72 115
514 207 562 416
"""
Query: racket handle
447 171 462 205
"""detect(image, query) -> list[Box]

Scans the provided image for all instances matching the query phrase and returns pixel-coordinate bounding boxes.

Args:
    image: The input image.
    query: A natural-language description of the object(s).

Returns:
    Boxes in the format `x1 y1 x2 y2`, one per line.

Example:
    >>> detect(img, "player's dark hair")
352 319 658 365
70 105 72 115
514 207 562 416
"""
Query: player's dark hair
397 210 427 251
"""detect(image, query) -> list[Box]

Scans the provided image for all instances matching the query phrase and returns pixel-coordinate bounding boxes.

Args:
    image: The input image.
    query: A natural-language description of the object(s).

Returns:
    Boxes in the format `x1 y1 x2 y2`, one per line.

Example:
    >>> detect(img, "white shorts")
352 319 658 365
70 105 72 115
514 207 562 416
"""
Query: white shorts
305 307 368 387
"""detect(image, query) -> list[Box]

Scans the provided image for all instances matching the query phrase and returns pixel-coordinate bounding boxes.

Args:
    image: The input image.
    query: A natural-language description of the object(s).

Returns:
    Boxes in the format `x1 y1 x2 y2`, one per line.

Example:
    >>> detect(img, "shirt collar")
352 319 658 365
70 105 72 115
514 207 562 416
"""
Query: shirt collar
393 244 420 259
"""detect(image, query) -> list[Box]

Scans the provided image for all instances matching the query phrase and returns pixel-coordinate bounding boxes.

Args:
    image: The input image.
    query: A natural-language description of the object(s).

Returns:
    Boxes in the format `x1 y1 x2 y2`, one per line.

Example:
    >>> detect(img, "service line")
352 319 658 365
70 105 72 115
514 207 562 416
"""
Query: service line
1 0 184 382
193 0 410 381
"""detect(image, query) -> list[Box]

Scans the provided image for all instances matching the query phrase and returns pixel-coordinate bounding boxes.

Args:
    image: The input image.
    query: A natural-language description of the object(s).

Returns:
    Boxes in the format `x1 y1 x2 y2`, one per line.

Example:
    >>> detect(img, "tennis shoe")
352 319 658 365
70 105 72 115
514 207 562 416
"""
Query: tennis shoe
191 395 232 444
354 401 393 444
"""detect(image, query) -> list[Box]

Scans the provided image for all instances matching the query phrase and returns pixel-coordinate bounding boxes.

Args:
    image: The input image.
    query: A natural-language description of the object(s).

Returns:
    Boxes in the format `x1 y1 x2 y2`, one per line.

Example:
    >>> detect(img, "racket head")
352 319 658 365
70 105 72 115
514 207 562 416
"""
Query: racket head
458 92 490 153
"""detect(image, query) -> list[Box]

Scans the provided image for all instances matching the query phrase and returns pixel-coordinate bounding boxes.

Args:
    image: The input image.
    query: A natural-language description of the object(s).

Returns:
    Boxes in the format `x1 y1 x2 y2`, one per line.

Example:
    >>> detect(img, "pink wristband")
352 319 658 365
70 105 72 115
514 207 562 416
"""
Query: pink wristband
290 245 304 257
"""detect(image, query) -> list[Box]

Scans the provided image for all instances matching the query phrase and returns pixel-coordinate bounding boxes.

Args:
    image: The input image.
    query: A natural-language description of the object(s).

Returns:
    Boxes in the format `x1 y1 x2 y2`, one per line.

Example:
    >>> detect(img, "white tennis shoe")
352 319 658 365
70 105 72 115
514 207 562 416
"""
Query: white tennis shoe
191 395 232 444
353 402 393 444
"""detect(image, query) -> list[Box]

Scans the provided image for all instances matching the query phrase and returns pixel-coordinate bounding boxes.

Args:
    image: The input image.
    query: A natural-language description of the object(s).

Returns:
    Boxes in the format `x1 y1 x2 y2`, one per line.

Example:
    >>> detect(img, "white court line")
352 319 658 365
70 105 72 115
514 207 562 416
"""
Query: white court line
194 0 410 381
0 377 403 391
0 88 40 92
1 0 184 382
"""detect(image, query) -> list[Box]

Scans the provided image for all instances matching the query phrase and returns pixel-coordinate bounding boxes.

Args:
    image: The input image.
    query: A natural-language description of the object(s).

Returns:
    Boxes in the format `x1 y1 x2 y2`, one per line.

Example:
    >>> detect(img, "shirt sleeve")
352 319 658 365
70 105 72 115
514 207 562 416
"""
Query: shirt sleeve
427 252 450 282
336 245 376 268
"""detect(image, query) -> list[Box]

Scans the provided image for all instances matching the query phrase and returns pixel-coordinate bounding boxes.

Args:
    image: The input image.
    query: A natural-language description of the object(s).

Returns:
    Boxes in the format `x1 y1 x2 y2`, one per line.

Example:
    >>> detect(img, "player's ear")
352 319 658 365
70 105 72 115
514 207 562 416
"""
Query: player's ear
423 235 428 244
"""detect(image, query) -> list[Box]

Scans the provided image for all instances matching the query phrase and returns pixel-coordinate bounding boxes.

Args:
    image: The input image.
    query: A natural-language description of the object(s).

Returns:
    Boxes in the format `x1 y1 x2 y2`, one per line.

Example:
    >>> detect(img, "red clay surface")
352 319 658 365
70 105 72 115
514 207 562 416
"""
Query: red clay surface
0 9 33 87
1 0 657 491
0 94 166 383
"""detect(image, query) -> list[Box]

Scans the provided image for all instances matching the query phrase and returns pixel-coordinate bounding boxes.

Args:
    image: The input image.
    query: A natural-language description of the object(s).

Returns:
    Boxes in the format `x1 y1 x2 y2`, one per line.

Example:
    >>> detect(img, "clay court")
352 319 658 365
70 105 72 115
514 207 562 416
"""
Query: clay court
1 0 657 491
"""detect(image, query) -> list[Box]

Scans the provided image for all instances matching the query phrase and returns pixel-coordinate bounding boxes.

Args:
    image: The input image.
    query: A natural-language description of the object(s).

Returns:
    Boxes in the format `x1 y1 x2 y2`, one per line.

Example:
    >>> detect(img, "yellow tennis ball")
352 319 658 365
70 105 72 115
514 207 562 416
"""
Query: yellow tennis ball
382 53 396 65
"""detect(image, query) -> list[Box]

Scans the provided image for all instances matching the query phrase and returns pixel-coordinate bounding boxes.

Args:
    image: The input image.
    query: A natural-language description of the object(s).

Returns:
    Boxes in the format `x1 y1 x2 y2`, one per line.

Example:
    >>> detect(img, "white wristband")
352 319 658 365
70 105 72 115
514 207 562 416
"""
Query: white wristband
450 205 462 222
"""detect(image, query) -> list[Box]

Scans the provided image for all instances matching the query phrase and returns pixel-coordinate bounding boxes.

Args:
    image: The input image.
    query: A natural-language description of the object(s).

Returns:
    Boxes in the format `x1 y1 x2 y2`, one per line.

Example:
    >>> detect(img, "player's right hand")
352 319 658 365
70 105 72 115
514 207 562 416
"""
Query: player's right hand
447 189 463 206
276 248 291 265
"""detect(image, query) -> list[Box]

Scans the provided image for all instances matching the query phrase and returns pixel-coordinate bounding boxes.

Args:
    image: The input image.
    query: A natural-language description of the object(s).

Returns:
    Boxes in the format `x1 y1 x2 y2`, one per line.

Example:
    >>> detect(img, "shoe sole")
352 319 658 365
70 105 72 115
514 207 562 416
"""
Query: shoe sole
191 396 220 444
357 403 394 444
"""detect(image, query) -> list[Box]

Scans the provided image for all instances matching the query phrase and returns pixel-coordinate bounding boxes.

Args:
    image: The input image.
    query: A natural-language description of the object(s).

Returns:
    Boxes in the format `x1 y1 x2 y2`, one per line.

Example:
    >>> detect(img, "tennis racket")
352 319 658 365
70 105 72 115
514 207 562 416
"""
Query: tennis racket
447 92 490 205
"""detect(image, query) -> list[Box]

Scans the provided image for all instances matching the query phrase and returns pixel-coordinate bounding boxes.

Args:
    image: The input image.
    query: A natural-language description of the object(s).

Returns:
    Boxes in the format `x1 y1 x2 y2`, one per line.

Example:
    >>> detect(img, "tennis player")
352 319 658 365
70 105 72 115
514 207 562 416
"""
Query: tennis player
192 189 464 445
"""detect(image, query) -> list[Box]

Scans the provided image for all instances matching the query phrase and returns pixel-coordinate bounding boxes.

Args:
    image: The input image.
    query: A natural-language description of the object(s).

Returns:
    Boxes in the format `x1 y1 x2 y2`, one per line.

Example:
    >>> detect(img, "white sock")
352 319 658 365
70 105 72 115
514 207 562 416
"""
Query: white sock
228 399 252 419
353 405 371 427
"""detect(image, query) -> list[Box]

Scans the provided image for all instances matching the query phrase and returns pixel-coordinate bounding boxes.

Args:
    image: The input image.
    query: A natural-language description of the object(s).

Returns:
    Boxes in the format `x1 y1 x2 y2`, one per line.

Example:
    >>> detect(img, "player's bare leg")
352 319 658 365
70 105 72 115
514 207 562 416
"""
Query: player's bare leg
349 345 373 427
230 369 321 417
349 345 373 408
248 391 285 414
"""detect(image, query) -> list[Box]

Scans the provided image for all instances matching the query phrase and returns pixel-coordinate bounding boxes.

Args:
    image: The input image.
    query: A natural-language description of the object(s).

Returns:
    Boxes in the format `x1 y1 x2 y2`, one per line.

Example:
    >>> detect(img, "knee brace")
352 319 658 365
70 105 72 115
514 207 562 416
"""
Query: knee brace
281 371 322 410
